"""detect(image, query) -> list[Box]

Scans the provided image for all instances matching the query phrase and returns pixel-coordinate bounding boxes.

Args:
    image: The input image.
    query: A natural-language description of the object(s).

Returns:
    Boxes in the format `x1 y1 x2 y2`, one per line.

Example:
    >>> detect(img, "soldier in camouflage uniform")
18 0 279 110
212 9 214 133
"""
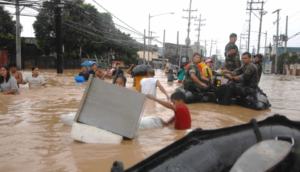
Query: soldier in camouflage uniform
224 33 241 71
224 52 259 97
254 54 263 82
183 53 209 92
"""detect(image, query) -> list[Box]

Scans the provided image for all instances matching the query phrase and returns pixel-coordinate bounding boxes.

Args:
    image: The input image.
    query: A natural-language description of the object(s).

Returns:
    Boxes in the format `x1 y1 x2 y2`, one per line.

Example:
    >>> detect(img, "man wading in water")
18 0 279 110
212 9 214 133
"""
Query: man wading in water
9 63 23 87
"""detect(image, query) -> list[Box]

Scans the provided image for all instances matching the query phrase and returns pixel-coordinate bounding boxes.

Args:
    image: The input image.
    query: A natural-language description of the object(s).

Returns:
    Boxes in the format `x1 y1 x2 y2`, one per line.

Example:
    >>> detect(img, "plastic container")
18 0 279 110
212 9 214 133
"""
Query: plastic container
135 75 147 91
75 76 85 88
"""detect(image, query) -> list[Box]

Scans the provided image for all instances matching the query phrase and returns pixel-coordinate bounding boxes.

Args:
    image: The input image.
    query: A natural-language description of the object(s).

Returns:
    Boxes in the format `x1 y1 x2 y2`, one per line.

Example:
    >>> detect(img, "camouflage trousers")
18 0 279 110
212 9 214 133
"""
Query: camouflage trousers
184 82 208 93
225 60 241 71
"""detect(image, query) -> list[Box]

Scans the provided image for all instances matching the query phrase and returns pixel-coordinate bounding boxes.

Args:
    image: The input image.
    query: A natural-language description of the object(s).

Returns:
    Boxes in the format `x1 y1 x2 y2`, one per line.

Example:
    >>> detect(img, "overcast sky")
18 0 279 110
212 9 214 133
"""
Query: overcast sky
6 0 300 58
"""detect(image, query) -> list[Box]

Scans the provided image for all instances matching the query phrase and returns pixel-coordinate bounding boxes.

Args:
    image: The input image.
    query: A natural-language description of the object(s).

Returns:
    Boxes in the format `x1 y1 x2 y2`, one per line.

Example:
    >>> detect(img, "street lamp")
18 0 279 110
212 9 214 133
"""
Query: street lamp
148 12 174 65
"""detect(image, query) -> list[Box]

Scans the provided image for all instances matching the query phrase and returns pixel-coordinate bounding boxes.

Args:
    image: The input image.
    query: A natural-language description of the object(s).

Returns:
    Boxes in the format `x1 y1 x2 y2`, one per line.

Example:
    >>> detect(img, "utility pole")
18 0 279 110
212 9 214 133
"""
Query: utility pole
143 29 146 65
273 9 281 74
55 0 63 73
183 0 197 63
148 14 150 66
149 31 156 66
264 31 267 59
210 39 217 57
162 30 165 69
179 45 182 67
257 1 266 54
215 46 218 67
16 0 21 70
283 16 288 75
204 40 207 57
246 1 252 52
194 14 206 53
176 31 179 64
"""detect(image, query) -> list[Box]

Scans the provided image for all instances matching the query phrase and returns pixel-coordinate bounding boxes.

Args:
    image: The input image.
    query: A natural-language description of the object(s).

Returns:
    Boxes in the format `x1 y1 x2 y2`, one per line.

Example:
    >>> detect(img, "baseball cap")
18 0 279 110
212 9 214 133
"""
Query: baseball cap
205 59 214 63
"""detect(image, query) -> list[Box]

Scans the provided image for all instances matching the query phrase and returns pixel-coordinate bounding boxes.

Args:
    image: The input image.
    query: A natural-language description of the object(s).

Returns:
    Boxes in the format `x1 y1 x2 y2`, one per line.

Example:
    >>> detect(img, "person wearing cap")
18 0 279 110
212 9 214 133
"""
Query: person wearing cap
224 33 241 71
201 59 214 79
254 54 263 82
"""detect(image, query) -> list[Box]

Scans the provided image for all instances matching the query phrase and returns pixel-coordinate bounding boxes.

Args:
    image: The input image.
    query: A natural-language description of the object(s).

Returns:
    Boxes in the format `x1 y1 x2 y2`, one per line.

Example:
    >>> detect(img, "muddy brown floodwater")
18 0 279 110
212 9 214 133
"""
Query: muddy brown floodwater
0 69 299 172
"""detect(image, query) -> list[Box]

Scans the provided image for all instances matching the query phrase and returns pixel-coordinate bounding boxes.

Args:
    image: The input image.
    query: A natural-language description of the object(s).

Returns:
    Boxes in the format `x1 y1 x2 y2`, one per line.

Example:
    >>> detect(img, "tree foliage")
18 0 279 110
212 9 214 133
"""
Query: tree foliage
0 6 21 54
270 52 299 73
33 0 138 63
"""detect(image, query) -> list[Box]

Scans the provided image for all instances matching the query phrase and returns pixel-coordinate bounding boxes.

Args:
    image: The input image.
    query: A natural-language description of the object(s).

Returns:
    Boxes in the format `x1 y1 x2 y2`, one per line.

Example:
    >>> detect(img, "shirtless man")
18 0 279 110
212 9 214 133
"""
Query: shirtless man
95 66 105 80
9 63 23 87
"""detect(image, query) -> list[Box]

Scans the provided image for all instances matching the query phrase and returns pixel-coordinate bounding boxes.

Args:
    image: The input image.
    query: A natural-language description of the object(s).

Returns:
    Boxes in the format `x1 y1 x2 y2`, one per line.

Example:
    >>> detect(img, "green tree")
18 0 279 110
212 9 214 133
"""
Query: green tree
0 6 22 55
33 0 138 63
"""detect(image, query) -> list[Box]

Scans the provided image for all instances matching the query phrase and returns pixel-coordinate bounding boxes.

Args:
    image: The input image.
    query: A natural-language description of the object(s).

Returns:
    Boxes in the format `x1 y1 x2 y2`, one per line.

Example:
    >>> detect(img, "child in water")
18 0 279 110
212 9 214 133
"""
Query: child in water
115 75 127 87
147 91 191 130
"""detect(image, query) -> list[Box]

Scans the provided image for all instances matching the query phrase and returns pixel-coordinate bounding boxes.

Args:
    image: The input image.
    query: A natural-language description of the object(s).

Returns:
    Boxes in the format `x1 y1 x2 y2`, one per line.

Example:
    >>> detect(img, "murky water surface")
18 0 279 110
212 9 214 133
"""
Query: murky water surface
0 69 299 171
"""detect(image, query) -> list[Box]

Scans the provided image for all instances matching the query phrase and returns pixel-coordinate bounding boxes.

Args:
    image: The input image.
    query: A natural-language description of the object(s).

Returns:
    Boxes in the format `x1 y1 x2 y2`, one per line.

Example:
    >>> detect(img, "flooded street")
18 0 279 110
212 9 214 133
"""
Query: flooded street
0 69 299 172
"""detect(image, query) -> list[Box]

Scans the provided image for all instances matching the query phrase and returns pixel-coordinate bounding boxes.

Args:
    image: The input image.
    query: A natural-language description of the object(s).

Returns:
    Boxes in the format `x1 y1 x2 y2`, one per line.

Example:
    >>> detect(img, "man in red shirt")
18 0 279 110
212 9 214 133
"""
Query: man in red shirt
147 91 191 130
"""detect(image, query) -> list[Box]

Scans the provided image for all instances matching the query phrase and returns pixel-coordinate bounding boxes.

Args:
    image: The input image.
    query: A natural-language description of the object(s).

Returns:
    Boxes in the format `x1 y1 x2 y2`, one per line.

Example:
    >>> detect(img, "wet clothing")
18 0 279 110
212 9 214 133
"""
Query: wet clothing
24 75 46 88
79 72 89 81
140 78 157 97
174 106 191 130
176 69 186 81
232 63 259 97
89 70 97 77
184 62 207 93
183 62 207 93
254 61 263 82
0 76 20 95
233 63 259 89
224 42 241 71
112 69 124 76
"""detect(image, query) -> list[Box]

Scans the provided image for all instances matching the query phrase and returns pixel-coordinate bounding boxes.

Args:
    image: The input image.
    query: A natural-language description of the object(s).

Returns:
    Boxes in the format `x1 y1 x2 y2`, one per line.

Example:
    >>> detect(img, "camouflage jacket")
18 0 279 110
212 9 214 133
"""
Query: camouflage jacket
254 61 263 82
224 42 241 71
183 62 201 84
234 63 259 89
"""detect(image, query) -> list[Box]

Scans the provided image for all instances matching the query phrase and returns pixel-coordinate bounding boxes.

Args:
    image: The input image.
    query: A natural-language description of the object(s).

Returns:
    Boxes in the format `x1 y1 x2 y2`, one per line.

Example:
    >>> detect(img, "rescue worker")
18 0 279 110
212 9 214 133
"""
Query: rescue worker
223 52 259 97
183 53 209 93
224 33 241 71
254 54 263 82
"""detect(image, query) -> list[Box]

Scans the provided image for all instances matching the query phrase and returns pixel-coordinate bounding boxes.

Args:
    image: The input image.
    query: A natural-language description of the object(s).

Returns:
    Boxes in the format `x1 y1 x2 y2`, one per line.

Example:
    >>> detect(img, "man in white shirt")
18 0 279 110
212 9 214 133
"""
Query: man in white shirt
139 69 170 100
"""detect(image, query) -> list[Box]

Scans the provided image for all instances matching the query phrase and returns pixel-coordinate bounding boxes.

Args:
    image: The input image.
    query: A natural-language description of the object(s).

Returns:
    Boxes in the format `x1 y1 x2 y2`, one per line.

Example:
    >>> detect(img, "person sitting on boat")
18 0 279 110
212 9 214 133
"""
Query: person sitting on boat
223 52 259 97
201 59 214 80
23 66 47 88
185 54 204 74
139 69 169 100
254 54 263 82
111 63 124 79
183 53 209 93
176 65 186 83
79 66 89 81
147 91 191 130
89 63 97 77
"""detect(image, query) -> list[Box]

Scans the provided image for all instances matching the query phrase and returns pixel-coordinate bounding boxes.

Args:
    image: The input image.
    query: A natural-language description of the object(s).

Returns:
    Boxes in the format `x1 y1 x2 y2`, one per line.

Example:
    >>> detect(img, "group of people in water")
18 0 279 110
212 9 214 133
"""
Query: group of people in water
0 63 47 95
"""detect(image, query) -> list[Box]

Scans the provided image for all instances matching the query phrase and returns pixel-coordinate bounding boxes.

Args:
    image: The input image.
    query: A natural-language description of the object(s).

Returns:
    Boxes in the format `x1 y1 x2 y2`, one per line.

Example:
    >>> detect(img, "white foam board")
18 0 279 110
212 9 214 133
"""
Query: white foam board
71 122 123 144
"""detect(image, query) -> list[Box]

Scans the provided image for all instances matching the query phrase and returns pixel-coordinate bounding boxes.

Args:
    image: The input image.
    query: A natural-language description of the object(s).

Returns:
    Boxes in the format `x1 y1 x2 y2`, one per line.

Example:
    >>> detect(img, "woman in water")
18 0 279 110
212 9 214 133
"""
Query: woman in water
0 65 20 95
23 66 47 88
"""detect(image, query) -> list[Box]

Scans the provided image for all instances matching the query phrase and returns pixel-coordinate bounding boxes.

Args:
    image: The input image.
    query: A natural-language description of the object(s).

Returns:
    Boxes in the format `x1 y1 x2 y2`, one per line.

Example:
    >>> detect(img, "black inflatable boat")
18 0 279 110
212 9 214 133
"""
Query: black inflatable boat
175 72 271 110
112 115 300 172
